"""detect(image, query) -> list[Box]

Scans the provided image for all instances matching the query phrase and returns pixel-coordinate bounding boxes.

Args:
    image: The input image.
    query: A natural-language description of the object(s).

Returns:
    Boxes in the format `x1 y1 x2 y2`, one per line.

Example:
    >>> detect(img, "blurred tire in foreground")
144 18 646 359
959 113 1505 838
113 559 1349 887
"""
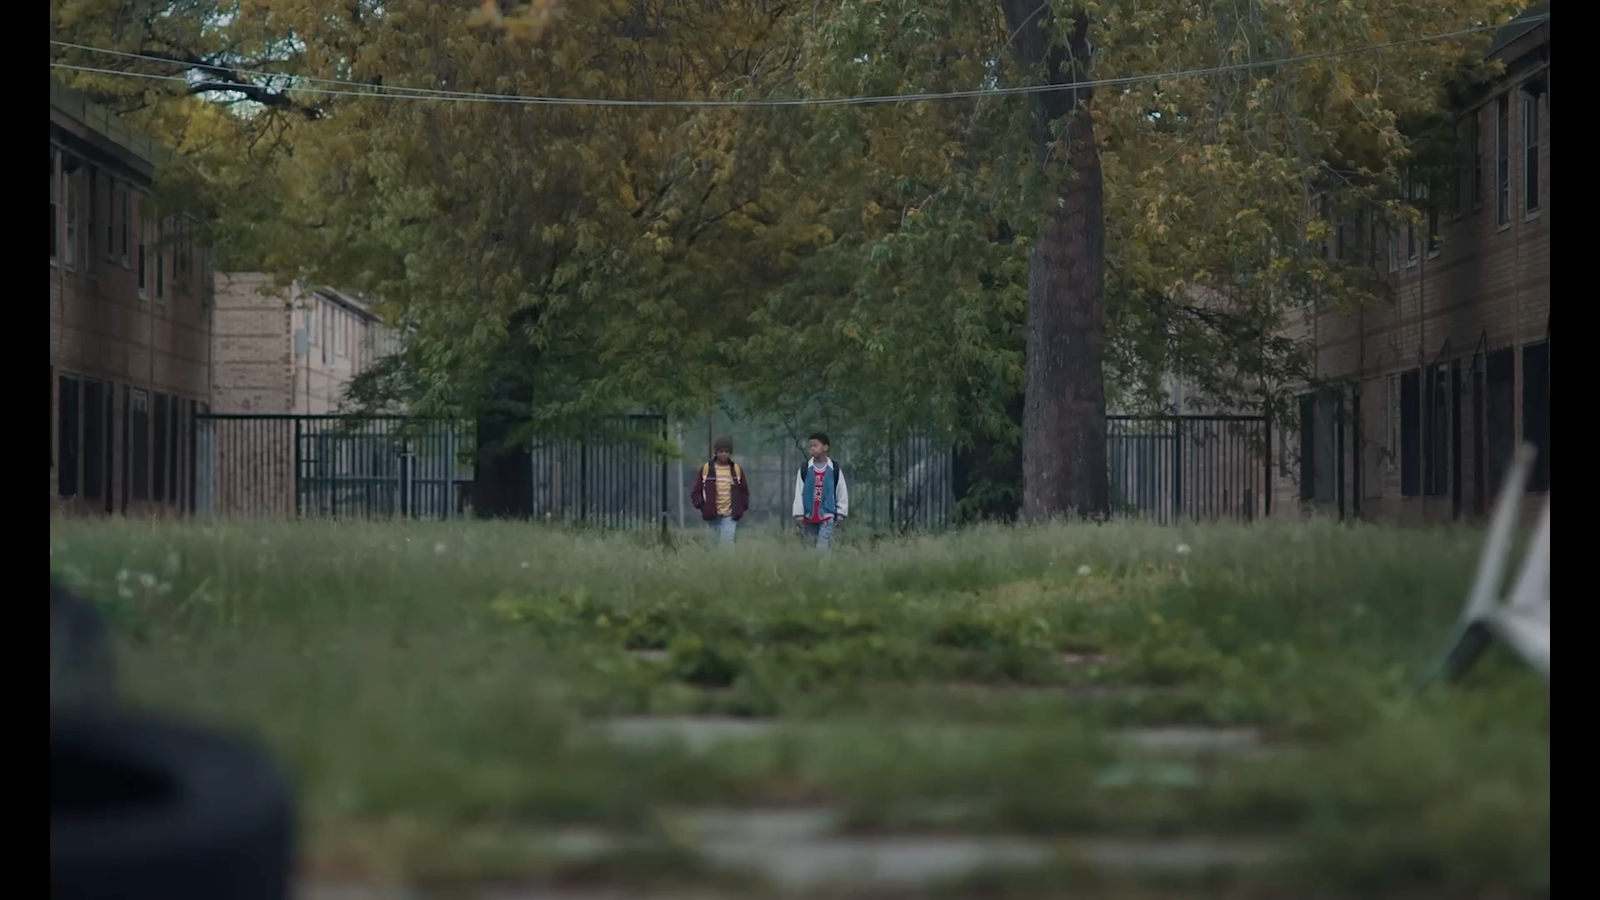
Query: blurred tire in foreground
51 706 295 899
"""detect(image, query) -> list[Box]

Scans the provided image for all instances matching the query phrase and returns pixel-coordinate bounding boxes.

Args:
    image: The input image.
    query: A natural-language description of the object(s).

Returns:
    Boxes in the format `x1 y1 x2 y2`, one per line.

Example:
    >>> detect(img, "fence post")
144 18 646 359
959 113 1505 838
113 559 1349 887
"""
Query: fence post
398 441 414 520
444 425 455 521
1263 414 1273 519
292 418 302 519
1172 418 1184 523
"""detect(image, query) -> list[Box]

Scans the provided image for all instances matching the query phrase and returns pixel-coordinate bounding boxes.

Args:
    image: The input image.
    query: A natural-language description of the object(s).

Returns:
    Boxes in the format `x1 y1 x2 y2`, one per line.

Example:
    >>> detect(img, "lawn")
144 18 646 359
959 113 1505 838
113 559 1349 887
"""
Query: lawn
49 518 1549 899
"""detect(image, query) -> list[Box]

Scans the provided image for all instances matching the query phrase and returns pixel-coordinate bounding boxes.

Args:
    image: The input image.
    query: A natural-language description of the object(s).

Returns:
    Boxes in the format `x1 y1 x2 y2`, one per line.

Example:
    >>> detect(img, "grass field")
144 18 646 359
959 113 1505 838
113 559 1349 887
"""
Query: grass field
49 518 1549 898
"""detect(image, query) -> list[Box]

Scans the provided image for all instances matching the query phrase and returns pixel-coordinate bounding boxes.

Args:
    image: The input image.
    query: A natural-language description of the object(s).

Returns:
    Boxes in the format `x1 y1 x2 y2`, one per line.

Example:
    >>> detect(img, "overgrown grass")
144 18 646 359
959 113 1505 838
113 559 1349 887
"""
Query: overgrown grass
49 518 1548 897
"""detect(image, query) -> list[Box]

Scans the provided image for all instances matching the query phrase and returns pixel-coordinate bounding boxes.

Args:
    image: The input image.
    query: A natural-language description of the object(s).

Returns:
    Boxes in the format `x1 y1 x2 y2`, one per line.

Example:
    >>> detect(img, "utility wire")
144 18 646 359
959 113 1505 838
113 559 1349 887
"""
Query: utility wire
49 17 1543 109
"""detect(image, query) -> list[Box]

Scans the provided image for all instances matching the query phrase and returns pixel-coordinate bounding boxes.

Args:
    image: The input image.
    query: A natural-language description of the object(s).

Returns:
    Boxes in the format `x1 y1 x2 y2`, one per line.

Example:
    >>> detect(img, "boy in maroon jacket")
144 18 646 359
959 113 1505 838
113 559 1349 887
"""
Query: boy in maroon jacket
690 436 750 546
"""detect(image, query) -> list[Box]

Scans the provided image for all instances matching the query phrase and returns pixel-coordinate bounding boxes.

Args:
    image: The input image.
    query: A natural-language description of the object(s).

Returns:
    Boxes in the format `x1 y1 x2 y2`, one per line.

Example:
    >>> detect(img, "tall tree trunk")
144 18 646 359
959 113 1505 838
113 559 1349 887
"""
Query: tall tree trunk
1001 1 1110 521
473 377 534 519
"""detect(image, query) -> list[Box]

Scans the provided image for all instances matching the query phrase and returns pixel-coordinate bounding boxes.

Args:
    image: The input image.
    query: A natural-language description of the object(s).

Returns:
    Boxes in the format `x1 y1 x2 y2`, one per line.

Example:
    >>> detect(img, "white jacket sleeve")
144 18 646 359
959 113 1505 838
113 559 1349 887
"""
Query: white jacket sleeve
835 467 849 518
792 468 806 517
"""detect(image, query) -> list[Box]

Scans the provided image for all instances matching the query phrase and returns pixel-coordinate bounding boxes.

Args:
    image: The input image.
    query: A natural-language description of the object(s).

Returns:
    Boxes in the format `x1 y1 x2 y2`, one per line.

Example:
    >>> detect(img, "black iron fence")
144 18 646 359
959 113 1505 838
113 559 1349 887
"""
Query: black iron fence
528 415 669 529
843 434 955 532
196 414 668 526
1106 414 1272 523
196 415 473 520
194 413 1269 526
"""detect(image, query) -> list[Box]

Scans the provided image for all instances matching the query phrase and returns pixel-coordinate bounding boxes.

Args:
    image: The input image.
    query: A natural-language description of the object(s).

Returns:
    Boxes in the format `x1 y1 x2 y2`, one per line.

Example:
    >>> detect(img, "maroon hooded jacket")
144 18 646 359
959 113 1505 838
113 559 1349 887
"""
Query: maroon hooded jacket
690 460 750 521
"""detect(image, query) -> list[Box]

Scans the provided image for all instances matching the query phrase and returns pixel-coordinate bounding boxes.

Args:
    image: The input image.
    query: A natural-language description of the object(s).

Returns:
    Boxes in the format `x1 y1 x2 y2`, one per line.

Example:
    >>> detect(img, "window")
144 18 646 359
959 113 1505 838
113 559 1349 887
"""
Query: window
1385 374 1401 467
58 374 80 496
1298 390 1339 505
1423 364 1451 497
50 151 58 261
1469 110 1483 209
83 380 104 500
1426 180 1440 257
170 395 182 504
1454 114 1477 217
64 161 78 268
1399 369 1420 497
322 300 333 365
1496 95 1511 227
173 221 185 286
1523 94 1540 214
1335 212 1358 262
155 221 165 302
153 392 169 501
187 400 199 513
1318 194 1330 259
1523 341 1549 491
1387 223 1399 273
1368 212 1379 271
1405 177 1418 263
106 182 116 261
120 192 130 263
137 218 147 300
335 308 347 358
131 389 149 501
1485 348 1515 497
86 169 98 276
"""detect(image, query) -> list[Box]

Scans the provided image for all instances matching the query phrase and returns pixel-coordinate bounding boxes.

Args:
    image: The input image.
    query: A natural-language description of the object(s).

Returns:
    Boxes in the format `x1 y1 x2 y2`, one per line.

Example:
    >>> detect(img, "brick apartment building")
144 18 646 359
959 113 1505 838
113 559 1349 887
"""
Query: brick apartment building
50 81 212 517
203 273 401 516
211 272 395 415
1277 7 1550 524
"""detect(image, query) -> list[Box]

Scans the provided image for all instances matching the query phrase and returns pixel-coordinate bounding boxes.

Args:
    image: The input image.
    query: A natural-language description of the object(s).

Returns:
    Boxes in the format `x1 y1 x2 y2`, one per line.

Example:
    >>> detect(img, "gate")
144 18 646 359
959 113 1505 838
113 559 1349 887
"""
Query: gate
1107 415 1272 523
196 413 668 525
196 415 472 520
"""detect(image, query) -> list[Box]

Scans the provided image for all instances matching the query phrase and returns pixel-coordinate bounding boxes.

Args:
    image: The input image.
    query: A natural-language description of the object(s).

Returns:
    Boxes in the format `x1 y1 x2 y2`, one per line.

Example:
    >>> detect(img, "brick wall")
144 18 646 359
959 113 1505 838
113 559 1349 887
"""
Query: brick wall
1276 49 1550 525
50 99 211 518
211 272 295 414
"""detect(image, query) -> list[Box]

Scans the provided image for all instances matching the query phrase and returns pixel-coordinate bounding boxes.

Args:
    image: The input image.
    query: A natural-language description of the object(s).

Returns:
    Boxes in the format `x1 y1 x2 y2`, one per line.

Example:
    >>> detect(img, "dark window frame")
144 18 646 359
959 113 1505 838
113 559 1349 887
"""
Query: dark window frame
1496 95 1511 227
1523 341 1549 491
50 150 58 261
153 392 169 502
83 379 105 500
1523 93 1540 215
1400 369 1421 497
1485 348 1516 496
58 374 80 496
1423 364 1451 497
132 389 150 502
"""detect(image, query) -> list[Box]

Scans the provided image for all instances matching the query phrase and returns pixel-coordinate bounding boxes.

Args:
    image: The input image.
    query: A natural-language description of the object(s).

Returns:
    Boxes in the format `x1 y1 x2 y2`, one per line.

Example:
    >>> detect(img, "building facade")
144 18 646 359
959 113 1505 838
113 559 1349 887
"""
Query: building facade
211 273 395 415
50 81 213 517
204 273 401 516
1277 9 1550 524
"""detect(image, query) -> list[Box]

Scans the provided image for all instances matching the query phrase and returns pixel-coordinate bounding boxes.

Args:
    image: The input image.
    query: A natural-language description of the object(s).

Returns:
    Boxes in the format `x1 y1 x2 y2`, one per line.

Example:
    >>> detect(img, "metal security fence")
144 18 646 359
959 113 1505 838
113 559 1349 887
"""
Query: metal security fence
845 434 955 532
196 415 473 520
196 413 667 525
528 415 670 529
1107 414 1271 523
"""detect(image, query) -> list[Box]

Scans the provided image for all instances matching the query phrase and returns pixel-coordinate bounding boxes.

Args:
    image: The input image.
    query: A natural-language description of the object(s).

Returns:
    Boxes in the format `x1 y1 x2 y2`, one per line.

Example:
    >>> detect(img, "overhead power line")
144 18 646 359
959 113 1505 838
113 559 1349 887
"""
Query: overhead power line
49 17 1543 110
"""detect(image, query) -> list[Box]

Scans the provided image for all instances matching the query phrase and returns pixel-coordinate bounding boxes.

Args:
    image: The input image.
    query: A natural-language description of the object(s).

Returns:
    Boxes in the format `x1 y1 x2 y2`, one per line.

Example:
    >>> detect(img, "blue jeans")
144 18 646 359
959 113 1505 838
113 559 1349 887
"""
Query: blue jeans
706 515 738 546
800 518 836 552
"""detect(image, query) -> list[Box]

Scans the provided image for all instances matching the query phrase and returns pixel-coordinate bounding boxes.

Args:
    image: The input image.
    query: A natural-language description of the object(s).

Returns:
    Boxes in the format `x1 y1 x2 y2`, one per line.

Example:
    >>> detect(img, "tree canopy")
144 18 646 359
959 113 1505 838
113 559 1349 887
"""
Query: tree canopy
51 0 1529 515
